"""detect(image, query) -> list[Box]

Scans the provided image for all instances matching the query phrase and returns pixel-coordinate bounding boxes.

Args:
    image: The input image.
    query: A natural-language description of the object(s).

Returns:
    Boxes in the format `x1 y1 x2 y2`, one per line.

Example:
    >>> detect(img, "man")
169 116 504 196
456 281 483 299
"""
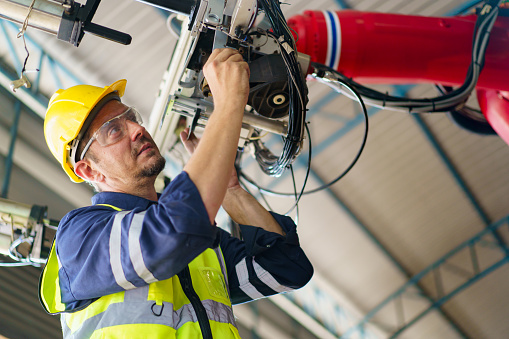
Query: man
40 48 313 338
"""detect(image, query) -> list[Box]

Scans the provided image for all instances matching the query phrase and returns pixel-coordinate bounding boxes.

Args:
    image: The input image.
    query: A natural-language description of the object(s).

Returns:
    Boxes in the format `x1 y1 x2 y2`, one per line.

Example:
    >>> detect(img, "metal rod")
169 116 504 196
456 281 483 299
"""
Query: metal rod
0 0 64 36
0 197 32 219
172 96 288 135
1 100 21 198
135 0 198 16
469 244 480 275
433 267 444 299
395 295 405 328
0 20 23 72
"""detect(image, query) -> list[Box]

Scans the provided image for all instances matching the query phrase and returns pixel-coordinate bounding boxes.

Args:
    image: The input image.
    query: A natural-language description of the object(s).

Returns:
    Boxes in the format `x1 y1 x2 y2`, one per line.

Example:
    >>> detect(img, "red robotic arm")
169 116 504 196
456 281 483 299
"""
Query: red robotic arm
288 10 509 145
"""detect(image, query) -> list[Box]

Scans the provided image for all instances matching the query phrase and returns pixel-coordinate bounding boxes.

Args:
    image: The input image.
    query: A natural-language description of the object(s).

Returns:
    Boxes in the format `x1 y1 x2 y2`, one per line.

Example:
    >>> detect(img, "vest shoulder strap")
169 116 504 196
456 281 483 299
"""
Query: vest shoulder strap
39 241 65 314
39 203 123 314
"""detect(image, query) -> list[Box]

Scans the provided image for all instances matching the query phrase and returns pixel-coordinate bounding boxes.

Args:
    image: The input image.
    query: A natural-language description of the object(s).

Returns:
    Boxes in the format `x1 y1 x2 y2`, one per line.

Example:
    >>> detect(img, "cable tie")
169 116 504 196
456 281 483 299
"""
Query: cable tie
480 4 492 16
278 35 294 54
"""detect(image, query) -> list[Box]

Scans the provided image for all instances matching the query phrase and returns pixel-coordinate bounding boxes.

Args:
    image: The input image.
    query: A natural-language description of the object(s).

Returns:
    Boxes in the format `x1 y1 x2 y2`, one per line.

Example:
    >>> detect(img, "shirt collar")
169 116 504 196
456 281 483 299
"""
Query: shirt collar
91 191 161 211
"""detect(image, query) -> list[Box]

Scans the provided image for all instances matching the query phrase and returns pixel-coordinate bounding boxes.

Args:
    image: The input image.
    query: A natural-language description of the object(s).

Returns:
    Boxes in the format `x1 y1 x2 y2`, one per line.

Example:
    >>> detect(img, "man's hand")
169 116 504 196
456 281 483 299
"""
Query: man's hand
180 127 199 155
203 48 250 113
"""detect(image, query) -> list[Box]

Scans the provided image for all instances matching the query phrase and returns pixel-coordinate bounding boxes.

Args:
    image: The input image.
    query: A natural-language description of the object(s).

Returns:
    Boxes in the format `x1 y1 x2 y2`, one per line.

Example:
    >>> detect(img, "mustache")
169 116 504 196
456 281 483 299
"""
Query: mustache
131 136 154 157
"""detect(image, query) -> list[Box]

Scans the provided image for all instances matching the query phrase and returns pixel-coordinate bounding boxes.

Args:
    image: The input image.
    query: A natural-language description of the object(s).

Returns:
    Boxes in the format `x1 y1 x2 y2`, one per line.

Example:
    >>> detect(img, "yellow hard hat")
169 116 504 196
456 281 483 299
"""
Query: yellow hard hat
44 79 127 183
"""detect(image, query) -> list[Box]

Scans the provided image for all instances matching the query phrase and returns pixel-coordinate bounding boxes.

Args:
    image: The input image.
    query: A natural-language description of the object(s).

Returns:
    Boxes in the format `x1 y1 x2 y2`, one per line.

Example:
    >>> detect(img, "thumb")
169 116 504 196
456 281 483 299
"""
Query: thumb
180 128 200 155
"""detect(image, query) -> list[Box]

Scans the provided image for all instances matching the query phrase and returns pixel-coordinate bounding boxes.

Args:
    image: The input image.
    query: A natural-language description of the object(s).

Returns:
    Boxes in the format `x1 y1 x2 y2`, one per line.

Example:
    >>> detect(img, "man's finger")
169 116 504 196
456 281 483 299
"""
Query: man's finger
209 48 242 63
180 133 194 154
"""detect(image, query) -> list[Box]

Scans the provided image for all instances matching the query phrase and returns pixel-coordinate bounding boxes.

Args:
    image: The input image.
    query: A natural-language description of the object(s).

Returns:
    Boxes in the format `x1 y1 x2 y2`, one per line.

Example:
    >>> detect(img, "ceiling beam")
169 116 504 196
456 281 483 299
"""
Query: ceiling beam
0 117 92 208
294 151 471 338
0 64 47 119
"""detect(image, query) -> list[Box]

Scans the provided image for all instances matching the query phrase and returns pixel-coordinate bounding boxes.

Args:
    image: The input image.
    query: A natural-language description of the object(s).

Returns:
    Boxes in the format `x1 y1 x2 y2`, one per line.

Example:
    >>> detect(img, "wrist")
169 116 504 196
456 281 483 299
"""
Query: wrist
213 99 247 116
224 186 245 204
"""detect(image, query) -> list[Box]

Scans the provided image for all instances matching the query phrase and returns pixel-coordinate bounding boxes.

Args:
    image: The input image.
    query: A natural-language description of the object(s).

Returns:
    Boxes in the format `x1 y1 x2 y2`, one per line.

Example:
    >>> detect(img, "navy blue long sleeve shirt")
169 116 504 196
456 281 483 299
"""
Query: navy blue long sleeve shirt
55 171 313 311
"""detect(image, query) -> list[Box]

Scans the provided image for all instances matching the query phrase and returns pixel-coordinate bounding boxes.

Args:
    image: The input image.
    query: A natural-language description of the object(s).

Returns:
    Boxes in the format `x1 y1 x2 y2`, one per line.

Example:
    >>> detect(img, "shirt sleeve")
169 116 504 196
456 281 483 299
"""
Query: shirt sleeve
219 212 314 304
56 172 217 309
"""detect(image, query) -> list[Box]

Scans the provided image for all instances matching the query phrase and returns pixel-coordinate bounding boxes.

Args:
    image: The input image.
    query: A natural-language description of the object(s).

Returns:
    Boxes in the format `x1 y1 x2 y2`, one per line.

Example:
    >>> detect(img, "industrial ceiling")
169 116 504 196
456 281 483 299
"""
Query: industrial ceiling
0 0 508 338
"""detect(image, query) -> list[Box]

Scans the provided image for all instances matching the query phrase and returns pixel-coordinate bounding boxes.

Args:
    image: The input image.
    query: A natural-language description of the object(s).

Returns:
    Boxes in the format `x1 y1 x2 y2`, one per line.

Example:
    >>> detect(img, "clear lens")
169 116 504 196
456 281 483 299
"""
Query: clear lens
79 107 143 161
95 108 143 146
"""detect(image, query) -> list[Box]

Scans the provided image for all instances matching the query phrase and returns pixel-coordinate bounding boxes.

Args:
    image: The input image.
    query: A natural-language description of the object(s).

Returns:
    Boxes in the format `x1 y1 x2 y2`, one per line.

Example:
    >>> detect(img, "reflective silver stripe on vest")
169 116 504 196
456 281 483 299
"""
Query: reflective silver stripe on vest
252 258 294 293
235 258 264 299
128 211 158 284
124 284 150 302
214 247 230 293
62 297 236 338
110 211 136 290
61 315 72 338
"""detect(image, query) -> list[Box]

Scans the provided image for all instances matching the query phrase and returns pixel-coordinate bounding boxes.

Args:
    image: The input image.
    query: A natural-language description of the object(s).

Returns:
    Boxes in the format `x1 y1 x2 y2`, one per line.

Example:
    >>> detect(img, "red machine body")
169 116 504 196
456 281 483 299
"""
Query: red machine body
288 10 509 145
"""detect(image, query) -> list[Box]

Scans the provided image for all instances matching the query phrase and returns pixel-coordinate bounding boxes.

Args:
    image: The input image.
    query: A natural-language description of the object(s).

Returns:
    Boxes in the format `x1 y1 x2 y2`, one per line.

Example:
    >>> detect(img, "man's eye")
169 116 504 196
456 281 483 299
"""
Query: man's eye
106 124 122 138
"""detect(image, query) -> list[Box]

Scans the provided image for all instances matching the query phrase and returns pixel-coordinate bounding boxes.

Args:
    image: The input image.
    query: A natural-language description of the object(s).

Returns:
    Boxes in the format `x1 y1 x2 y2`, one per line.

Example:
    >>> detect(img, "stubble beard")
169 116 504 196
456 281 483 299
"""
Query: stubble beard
137 152 166 178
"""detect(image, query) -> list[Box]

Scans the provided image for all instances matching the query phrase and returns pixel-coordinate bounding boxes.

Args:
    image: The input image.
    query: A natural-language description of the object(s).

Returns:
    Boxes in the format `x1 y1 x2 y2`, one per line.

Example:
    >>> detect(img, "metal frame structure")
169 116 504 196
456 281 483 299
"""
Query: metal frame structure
342 214 509 338
1 99 21 198
0 19 92 207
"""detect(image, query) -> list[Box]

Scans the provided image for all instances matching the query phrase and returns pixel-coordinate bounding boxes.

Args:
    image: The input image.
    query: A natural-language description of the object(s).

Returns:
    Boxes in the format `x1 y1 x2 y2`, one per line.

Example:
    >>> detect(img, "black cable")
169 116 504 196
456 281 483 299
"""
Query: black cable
253 0 307 177
309 0 501 114
241 80 368 196
436 84 484 118
464 0 491 14
280 122 312 216
240 120 312 201
242 0 499 196
244 0 258 36
284 164 300 218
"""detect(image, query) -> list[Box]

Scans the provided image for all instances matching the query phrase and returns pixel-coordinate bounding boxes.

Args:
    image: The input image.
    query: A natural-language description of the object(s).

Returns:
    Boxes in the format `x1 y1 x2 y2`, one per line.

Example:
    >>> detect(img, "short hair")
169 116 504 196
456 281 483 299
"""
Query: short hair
75 120 101 192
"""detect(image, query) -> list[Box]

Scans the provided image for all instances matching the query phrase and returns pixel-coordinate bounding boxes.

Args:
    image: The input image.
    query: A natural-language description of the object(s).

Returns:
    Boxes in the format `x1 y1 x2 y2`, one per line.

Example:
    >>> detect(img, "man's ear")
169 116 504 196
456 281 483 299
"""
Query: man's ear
75 159 104 183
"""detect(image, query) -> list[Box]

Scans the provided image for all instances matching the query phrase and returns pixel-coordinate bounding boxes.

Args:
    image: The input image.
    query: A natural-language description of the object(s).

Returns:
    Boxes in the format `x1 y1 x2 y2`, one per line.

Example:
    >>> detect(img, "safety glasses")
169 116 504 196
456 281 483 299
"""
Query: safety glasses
79 107 143 161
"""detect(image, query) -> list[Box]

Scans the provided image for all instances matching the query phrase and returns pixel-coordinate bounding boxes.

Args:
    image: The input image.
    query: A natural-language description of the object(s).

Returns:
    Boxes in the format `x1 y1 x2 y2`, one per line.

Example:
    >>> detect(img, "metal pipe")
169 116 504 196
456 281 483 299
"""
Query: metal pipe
0 197 32 219
242 111 287 136
172 96 288 135
0 0 64 35
1 100 21 198
135 0 198 16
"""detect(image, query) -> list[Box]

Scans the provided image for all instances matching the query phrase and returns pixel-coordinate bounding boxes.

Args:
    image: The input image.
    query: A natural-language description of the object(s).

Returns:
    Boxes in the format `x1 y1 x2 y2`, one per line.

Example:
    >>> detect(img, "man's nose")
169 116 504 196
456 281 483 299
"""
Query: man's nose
127 120 145 141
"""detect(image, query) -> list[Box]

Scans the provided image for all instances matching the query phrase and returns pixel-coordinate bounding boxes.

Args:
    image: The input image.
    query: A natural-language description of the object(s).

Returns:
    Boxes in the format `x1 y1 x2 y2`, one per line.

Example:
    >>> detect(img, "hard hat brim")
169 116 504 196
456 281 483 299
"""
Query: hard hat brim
45 79 127 183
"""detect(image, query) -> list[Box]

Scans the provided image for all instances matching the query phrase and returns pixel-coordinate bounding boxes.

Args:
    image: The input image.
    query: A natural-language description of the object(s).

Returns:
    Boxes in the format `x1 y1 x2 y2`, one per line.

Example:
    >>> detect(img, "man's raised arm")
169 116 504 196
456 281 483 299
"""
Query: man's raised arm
182 48 250 224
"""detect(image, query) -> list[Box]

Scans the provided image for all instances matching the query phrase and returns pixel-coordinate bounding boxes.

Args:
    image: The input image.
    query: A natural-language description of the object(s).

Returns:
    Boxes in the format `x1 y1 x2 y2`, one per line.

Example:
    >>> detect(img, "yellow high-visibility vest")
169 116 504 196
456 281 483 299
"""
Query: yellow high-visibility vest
39 204 241 338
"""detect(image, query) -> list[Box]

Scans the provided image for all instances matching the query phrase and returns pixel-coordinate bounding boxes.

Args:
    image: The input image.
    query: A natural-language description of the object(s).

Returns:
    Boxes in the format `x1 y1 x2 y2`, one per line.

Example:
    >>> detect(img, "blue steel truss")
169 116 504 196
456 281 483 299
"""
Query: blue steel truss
0 19 83 114
283 281 380 338
340 215 509 338
0 18 83 197
269 213 509 339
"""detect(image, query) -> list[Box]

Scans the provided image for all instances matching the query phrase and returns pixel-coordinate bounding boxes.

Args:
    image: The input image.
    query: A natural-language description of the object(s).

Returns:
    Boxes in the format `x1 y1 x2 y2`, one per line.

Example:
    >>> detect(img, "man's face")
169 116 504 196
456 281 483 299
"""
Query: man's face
85 100 165 187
